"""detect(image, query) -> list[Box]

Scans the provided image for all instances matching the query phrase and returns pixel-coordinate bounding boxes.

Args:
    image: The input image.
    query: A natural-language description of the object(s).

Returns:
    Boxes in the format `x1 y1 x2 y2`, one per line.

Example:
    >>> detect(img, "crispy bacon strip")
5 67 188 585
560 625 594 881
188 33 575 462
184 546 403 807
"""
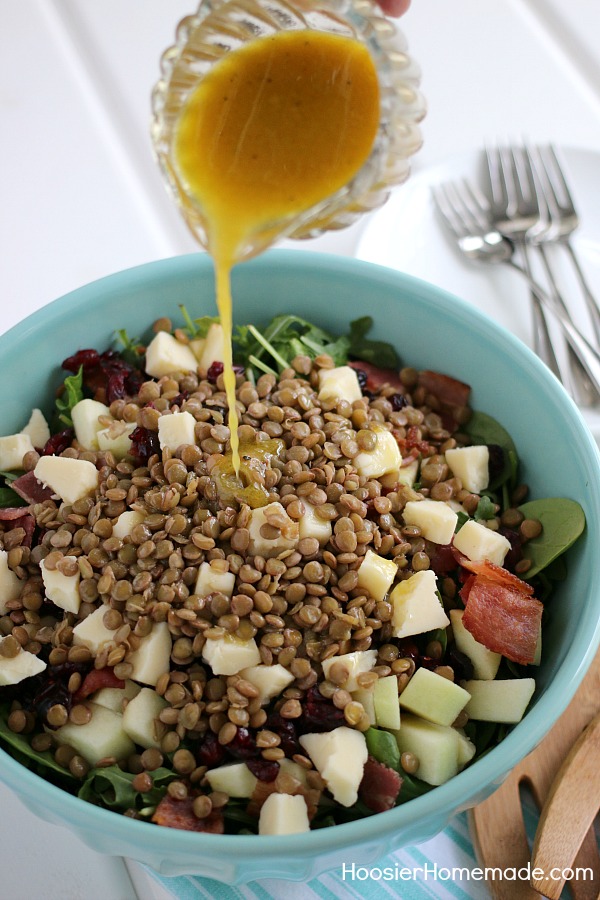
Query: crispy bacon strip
11 470 53 504
461 575 542 665
418 370 471 408
152 795 224 833
73 667 124 702
359 757 402 813
348 360 404 393
458 556 535 596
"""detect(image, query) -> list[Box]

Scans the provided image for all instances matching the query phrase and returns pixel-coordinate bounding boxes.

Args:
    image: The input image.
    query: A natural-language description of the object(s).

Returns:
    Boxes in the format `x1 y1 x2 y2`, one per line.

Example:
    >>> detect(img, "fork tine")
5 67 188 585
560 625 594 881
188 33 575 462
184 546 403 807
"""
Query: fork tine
459 179 491 232
485 145 506 211
431 183 467 238
540 144 576 214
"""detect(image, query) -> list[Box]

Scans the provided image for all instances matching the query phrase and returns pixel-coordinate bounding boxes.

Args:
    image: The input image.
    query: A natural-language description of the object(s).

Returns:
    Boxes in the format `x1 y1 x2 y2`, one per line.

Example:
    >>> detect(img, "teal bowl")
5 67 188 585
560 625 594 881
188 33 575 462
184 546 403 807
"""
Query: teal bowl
1 251 599 882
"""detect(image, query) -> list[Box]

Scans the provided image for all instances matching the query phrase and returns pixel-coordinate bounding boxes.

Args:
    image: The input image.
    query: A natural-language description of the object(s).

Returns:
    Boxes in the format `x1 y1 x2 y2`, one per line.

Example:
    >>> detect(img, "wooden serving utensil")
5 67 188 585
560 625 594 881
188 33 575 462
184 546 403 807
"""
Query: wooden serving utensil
468 650 600 900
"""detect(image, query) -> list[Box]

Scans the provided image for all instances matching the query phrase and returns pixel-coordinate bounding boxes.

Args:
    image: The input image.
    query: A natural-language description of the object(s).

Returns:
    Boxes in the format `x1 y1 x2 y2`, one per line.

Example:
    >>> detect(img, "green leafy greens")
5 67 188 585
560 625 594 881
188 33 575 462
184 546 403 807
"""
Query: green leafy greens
55 366 84 427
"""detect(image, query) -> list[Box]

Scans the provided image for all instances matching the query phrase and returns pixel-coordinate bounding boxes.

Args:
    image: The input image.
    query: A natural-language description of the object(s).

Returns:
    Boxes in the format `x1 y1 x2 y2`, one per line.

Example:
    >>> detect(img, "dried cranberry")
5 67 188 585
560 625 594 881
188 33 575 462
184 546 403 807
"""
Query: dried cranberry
17 660 91 726
389 392 408 411
62 349 100 372
246 759 279 782
428 543 458 576
487 444 505 484
207 361 224 383
297 686 345 734
499 526 523 572
446 646 474 682
354 368 368 391
265 713 300 757
197 732 226 768
41 428 75 456
129 426 160 463
226 727 257 759
106 371 128 403
169 391 189 408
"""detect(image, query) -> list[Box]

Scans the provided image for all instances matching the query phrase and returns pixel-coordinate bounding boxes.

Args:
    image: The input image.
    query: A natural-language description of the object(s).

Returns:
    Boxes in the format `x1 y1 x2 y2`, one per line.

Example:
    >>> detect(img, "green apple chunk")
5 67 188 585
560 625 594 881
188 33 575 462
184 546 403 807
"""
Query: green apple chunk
54 702 135 766
205 762 258 797
258 793 310 835
449 609 501 680
463 678 536 724
373 675 401 730
394 714 460 786
238 663 294 704
352 687 376 726
94 680 141 713
456 729 476 767
399 667 470 727
122 687 168 749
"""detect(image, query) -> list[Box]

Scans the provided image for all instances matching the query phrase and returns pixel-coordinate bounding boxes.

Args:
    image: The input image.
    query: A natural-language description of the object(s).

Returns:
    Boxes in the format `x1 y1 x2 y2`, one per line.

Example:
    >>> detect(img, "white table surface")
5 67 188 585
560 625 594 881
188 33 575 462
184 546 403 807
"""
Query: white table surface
1 0 600 896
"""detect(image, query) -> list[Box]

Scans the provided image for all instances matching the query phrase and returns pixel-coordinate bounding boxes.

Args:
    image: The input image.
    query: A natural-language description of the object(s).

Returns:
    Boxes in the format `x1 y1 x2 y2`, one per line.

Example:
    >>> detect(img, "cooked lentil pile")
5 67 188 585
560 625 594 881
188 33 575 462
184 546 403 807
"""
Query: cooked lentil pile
0 315 580 834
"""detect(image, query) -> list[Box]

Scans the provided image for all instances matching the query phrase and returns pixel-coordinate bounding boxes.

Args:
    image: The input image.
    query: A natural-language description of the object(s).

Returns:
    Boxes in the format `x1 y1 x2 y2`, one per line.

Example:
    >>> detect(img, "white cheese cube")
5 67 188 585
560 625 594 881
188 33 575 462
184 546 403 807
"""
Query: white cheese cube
238 663 294 704
71 399 111 450
145 331 198 378
94 680 141 712
356 549 397 601
299 726 368 807
354 427 402 478
321 649 377 692
399 666 470 727
195 561 235 598
463 678 536 724
34 456 99 505
127 622 172 686
54 702 135 766
157 411 196 452
0 433 35 470
247 502 298 558
318 366 362 405
453 519 511 566
258 793 310 836
0 647 46 686
112 510 146 540
205 762 258 798
298 501 332 546
0 549 23 615
202 634 261 676
122 687 168 749
72 605 117 654
198 323 225 371
40 558 81 614
446 446 489 494
449 609 501 680
21 408 50 448
403 498 458 545
395 714 460 786
97 422 137 459
390 570 450 639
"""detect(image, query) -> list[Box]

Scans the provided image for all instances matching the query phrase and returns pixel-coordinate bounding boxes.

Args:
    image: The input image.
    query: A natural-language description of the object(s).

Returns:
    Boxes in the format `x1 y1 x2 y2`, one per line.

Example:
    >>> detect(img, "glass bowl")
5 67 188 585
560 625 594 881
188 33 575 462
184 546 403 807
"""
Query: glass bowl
151 0 425 259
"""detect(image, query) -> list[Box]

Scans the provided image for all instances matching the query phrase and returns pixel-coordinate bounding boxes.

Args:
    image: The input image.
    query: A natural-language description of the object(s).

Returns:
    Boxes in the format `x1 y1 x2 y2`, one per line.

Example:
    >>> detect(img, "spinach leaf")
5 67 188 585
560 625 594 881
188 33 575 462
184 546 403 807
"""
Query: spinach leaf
0 702 76 780
348 317 400 369
55 366 84 427
464 411 518 490
78 764 175 814
365 727 400 770
0 487 27 509
518 498 586 579
474 495 497 521
398 772 433 803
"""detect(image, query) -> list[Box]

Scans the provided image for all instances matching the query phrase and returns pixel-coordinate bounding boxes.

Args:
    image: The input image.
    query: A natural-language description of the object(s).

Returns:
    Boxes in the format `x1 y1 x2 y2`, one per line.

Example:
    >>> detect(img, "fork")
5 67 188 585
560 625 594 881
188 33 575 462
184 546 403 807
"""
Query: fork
432 178 600 401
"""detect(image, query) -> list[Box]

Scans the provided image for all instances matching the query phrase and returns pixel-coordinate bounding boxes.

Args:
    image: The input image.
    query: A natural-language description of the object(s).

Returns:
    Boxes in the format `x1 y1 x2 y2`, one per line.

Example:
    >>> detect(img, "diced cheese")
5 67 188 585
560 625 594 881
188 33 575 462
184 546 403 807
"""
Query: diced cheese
195 561 235 598
0 433 35 470
390 570 450 639
354 426 402 478
121 687 168 749
247 502 299 558
403 498 458 545
197 323 225 371
321 650 377 692
0 647 46 686
298 500 332 546
34 456 99 505
157 411 196 451
21 408 50 448
112 510 146 540
145 331 198 378
71 398 111 450
453 519 511 566
318 366 362 405
356 549 397 601
54 702 135 765
238 663 294 704
202 634 261 676
97 421 137 459
72 605 117 654
205 762 258 798
299 726 368 807
258 793 310 836
445 446 489 494
449 609 501 680
127 622 172 686
0 549 23 616
399 666 470 727
463 678 536 724
40 558 81 614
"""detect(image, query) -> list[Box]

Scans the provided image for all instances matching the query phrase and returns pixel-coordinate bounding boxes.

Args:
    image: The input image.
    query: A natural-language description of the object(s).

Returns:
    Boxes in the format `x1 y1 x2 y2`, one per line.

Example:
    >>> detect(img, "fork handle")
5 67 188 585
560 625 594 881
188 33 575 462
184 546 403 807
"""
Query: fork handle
563 238 600 347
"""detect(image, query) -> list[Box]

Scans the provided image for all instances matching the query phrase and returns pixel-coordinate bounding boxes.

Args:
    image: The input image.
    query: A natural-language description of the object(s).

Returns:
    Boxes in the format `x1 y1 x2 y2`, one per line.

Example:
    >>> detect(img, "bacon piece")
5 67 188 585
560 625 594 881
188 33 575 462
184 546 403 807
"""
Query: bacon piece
359 756 402 813
152 795 224 833
73 667 124 702
462 575 543 664
348 360 404 393
418 370 471 409
458 557 534 595
11 470 54 504
0 506 30 520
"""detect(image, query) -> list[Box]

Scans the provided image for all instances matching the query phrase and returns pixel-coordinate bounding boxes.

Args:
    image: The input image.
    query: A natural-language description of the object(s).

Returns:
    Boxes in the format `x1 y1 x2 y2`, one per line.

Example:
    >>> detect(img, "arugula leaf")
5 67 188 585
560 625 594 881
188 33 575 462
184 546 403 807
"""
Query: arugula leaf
0 487 26 509
0 702 77 780
0 470 19 483
517 497 586 579
179 305 220 340
116 329 145 369
78 764 175 814
55 366 84 427
348 317 400 368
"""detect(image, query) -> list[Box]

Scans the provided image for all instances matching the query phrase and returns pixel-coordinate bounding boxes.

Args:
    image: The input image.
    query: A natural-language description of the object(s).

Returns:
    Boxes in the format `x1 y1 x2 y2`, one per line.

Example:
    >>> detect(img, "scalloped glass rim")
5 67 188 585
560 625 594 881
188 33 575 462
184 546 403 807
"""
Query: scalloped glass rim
151 0 426 257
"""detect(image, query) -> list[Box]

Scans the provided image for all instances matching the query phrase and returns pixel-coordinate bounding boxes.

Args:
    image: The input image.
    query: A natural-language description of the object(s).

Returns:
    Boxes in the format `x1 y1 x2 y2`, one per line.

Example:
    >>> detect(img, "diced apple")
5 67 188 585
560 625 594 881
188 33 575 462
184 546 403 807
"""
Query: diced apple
0 549 23 615
397 458 419 487
352 688 376 726
204 762 258 797
94 680 141 713
202 634 261 676
394 714 460 786
97 421 137 459
40 557 81 614
247 502 298 558
317 366 362 405
72 605 117 654
0 433 35 470
298 501 332 546
54 702 135 766
354 426 402 478
299 726 368 807
127 622 172 686
449 609 501 680
145 331 198 378
238 663 294 704
445 446 490 494
71 399 111 450
21 408 50 448
258 792 310 836
321 649 377 692
34 456 99 505
463 678 536 724
198 323 224 371
112 510 146 540
356 549 397 601
0 647 46 686
456 730 476 767
453 519 511 566
373 674 401 730
403 498 458 545
399 667 470 727
390 570 450 639
122 687 168 749
189 337 206 361
157 411 196 452
278 758 310 787
195 561 235 598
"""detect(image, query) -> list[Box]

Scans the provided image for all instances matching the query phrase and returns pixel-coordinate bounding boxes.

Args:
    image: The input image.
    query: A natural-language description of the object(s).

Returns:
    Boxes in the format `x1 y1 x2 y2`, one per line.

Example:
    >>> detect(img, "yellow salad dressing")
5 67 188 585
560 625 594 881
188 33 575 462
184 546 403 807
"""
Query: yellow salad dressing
173 28 379 500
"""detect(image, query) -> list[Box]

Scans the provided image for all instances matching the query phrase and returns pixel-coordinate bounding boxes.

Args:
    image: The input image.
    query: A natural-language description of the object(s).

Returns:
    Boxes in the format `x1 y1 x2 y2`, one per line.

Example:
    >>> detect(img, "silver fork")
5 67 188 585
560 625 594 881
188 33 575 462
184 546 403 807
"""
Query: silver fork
431 178 600 402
